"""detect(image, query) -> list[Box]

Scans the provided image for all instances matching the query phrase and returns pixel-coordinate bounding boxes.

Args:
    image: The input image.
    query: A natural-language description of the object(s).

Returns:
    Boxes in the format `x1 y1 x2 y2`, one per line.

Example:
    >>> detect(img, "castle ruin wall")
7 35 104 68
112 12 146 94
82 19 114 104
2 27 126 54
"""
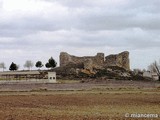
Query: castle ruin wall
60 52 104 71
105 51 130 70
60 51 130 71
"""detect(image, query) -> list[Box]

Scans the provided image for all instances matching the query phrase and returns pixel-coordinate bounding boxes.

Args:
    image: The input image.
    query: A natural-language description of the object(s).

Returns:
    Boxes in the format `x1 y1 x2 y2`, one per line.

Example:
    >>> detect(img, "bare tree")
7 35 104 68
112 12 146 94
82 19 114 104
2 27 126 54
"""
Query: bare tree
148 60 160 81
0 62 6 71
24 60 34 70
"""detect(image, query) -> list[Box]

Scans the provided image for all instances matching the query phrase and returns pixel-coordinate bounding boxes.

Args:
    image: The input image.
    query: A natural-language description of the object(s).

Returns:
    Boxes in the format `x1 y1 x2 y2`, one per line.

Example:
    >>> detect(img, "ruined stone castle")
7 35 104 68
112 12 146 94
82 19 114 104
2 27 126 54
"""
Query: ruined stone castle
59 51 130 72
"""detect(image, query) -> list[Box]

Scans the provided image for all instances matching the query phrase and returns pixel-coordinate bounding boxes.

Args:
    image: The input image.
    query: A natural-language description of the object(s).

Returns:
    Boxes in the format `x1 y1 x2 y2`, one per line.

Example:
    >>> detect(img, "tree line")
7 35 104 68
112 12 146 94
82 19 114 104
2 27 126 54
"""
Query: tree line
0 57 57 71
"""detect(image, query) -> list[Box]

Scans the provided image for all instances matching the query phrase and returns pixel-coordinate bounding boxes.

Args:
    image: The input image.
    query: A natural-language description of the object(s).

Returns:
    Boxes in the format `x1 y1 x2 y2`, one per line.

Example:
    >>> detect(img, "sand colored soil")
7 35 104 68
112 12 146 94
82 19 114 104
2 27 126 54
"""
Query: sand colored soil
0 90 159 120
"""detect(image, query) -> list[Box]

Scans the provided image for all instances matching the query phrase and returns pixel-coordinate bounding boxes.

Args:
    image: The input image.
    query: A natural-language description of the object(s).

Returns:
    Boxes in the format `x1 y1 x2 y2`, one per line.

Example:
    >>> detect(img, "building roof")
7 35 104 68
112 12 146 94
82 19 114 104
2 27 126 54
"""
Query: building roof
0 71 40 75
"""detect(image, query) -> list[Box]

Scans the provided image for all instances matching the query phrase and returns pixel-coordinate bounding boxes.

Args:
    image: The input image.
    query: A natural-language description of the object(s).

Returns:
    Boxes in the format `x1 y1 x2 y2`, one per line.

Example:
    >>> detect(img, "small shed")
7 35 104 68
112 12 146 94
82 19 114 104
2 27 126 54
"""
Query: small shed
48 72 56 83
143 71 152 78
152 73 159 80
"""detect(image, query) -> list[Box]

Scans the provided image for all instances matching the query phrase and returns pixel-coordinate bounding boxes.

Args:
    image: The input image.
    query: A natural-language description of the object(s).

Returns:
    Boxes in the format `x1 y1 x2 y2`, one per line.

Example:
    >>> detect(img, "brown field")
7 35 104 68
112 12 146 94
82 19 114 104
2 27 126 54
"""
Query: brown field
0 80 160 120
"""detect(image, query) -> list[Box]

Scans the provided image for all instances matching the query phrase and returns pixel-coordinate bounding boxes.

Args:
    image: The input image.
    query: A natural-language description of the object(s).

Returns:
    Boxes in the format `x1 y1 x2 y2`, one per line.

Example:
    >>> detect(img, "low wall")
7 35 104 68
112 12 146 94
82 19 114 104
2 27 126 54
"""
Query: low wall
0 79 56 84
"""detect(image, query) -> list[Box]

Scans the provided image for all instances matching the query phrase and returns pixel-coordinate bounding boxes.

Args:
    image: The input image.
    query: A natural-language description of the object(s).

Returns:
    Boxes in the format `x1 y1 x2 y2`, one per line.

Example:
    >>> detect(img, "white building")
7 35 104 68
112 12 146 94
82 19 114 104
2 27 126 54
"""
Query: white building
48 72 56 83
143 71 159 80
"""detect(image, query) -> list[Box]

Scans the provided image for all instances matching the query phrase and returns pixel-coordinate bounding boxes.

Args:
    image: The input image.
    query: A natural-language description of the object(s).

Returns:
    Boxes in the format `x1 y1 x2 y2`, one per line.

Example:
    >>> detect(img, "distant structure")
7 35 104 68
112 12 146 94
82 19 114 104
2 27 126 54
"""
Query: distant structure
0 71 41 80
60 51 130 71
0 71 57 83
48 72 56 83
143 71 159 80
60 52 104 71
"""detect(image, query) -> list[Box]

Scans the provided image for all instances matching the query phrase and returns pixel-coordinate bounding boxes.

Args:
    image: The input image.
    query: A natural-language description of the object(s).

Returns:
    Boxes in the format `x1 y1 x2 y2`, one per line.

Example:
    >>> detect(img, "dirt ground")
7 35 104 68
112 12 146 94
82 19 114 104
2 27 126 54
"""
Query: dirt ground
0 80 159 91
0 80 159 120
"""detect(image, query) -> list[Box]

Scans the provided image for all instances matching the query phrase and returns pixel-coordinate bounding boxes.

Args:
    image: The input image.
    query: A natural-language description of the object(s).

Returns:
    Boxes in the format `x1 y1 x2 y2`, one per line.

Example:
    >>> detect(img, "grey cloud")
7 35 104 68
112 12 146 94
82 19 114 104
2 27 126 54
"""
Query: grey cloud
0 0 160 69
128 0 160 12
52 0 160 30
6 28 158 50
72 5 160 31
1 0 160 38
0 17 55 37
0 1 3 9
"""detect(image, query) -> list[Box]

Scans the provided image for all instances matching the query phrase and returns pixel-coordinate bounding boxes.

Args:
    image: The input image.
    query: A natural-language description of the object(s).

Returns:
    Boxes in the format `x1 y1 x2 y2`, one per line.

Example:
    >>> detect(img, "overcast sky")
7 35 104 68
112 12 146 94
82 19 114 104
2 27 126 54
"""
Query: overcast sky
0 0 160 70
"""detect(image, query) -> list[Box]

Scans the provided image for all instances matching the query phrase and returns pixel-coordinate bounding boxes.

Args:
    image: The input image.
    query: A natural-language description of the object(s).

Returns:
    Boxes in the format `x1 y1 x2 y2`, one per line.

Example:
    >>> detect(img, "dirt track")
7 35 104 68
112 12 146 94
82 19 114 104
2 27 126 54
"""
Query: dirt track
0 80 159 91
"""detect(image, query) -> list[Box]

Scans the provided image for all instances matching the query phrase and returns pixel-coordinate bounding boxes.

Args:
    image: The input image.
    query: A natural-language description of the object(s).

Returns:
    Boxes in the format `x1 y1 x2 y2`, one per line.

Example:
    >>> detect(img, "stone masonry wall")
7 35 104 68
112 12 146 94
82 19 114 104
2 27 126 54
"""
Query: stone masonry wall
60 51 130 71
60 52 104 71
105 51 130 70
